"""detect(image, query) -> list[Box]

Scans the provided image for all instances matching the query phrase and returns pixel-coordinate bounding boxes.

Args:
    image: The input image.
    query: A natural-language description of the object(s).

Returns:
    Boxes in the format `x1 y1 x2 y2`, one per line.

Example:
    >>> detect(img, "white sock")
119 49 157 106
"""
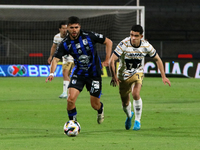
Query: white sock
63 81 69 93
123 101 132 118
133 98 142 122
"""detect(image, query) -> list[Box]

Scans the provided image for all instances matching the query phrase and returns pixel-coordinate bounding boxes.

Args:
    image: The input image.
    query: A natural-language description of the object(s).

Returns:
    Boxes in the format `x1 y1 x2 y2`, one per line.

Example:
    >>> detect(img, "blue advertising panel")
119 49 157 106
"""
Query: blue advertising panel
1 59 200 78
0 65 63 77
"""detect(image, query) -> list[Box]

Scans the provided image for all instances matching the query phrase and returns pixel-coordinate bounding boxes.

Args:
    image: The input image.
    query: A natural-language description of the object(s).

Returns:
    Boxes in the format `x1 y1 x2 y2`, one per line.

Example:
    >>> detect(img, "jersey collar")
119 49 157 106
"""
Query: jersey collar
130 38 141 48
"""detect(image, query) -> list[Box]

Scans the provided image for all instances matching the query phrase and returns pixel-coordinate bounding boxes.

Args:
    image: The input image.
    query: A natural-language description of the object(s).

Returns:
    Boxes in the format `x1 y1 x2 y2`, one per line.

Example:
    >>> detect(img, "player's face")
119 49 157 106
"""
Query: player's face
130 31 143 47
59 25 68 38
67 23 81 40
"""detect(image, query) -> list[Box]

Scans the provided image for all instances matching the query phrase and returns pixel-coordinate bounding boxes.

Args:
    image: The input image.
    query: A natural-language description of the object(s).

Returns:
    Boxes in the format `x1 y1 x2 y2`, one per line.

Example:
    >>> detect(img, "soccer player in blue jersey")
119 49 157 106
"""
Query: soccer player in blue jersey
46 16 113 124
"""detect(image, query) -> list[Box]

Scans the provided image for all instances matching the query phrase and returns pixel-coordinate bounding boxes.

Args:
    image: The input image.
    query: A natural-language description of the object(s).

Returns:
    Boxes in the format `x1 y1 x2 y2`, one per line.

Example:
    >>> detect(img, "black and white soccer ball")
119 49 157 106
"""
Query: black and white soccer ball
64 120 81 137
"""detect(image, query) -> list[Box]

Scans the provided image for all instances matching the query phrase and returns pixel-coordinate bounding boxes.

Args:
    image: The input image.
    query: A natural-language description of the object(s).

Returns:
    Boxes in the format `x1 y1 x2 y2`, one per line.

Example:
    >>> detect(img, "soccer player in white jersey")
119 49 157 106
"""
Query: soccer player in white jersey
109 25 171 130
47 21 74 98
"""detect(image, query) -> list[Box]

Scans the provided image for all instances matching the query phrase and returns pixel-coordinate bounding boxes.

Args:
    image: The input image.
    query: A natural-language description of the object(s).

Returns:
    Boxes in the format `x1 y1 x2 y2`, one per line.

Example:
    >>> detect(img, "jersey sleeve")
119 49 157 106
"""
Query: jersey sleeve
114 40 127 57
53 34 59 44
146 41 156 58
53 42 67 59
89 31 106 44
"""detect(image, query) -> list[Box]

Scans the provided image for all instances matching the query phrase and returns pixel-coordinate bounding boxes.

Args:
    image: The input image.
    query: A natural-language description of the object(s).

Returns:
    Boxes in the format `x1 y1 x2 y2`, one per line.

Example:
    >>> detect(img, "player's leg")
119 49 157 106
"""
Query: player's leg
87 77 104 124
90 96 104 124
59 57 74 98
59 56 69 98
131 73 143 130
119 79 134 130
59 67 70 98
67 74 85 121
67 87 80 121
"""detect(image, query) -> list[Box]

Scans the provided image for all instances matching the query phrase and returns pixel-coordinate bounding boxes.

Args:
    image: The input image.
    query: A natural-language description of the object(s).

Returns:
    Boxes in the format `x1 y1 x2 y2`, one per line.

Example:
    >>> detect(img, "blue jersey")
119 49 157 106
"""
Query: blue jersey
54 30 106 77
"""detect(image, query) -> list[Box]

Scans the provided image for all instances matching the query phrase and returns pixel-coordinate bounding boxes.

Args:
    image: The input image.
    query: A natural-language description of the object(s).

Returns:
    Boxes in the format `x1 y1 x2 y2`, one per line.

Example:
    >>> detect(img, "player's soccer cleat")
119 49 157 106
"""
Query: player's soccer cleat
125 111 134 130
97 106 104 124
133 120 141 130
59 92 68 98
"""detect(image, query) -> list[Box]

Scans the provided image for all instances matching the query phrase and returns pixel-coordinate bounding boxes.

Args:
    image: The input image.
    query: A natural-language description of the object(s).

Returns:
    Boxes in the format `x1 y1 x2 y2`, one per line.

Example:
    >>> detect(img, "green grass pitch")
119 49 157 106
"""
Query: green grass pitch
0 77 200 150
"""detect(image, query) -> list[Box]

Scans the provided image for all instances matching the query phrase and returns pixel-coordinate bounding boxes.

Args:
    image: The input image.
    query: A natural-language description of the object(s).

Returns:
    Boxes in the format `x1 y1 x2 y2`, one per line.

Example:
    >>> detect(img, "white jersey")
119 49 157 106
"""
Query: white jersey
53 33 63 45
114 37 156 80
53 33 74 62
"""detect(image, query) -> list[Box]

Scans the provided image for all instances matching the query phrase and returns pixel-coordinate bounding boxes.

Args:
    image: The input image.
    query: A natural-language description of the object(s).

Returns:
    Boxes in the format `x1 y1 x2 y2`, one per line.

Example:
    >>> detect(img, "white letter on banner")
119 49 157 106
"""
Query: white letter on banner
183 62 193 77
195 63 200 78
165 62 170 74
144 62 156 73
0 67 6 76
172 62 181 74
28 65 38 77
39 65 49 77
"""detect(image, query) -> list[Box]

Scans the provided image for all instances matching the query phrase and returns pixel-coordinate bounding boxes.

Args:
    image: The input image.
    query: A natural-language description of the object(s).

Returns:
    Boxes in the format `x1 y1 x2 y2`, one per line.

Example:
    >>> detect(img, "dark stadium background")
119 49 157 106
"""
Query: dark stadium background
1 0 199 58
0 0 200 77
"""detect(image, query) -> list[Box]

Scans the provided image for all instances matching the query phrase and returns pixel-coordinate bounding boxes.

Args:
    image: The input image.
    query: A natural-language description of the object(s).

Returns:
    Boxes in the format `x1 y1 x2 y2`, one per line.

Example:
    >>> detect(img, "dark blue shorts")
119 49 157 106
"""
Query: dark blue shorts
68 74 102 98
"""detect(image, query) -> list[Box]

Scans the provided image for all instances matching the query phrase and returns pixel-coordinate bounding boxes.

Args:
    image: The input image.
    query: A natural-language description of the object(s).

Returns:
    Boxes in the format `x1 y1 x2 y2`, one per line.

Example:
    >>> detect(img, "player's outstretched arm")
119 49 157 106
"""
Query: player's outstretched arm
102 37 113 67
47 43 57 64
46 57 60 83
153 53 171 86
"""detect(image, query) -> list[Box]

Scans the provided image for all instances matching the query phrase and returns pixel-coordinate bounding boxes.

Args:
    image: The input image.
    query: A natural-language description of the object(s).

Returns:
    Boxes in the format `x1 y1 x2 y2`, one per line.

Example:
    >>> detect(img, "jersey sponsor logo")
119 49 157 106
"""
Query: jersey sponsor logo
119 42 123 47
127 53 143 57
92 80 99 89
90 80 100 93
72 79 77 84
78 55 91 70
82 39 88 45
75 43 81 49
95 33 103 38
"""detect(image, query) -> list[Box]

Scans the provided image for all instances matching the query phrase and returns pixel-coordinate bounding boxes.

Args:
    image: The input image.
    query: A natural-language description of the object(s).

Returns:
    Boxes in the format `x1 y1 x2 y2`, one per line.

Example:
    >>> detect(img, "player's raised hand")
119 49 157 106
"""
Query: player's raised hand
162 77 171 86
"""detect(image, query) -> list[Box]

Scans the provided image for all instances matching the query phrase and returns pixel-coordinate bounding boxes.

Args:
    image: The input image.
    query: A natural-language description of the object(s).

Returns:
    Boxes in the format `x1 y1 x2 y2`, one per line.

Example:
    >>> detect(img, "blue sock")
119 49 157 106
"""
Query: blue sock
97 102 103 114
67 107 77 121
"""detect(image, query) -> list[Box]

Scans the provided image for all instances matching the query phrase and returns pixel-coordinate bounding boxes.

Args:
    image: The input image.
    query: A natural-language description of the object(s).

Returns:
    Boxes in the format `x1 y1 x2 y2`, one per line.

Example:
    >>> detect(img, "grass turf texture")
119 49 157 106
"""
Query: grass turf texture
0 77 200 150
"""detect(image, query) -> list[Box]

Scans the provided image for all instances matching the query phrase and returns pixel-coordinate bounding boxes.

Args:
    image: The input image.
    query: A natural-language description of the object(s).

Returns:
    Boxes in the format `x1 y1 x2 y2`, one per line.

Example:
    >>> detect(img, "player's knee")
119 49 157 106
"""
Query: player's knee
67 99 73 106
67 97 75 106
132 93 140 100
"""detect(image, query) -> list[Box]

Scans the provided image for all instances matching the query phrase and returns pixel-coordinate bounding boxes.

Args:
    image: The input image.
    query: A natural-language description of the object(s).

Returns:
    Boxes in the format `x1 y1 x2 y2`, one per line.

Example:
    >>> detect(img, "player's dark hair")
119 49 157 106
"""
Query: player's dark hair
131 25 143 34
67 16 80 25
59 21 67 29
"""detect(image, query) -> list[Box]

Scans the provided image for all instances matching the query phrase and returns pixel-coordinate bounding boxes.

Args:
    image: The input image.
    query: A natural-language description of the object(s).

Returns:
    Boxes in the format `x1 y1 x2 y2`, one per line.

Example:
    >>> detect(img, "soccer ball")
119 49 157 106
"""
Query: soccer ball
63 120 81 137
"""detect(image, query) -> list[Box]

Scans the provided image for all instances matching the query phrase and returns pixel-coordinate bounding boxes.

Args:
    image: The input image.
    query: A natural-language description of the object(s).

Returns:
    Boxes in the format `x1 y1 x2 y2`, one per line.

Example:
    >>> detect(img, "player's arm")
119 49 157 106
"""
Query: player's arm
153 53 171 86
46 57 60 82
47 43 57 64
109 53 120 87
102 37 113 67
